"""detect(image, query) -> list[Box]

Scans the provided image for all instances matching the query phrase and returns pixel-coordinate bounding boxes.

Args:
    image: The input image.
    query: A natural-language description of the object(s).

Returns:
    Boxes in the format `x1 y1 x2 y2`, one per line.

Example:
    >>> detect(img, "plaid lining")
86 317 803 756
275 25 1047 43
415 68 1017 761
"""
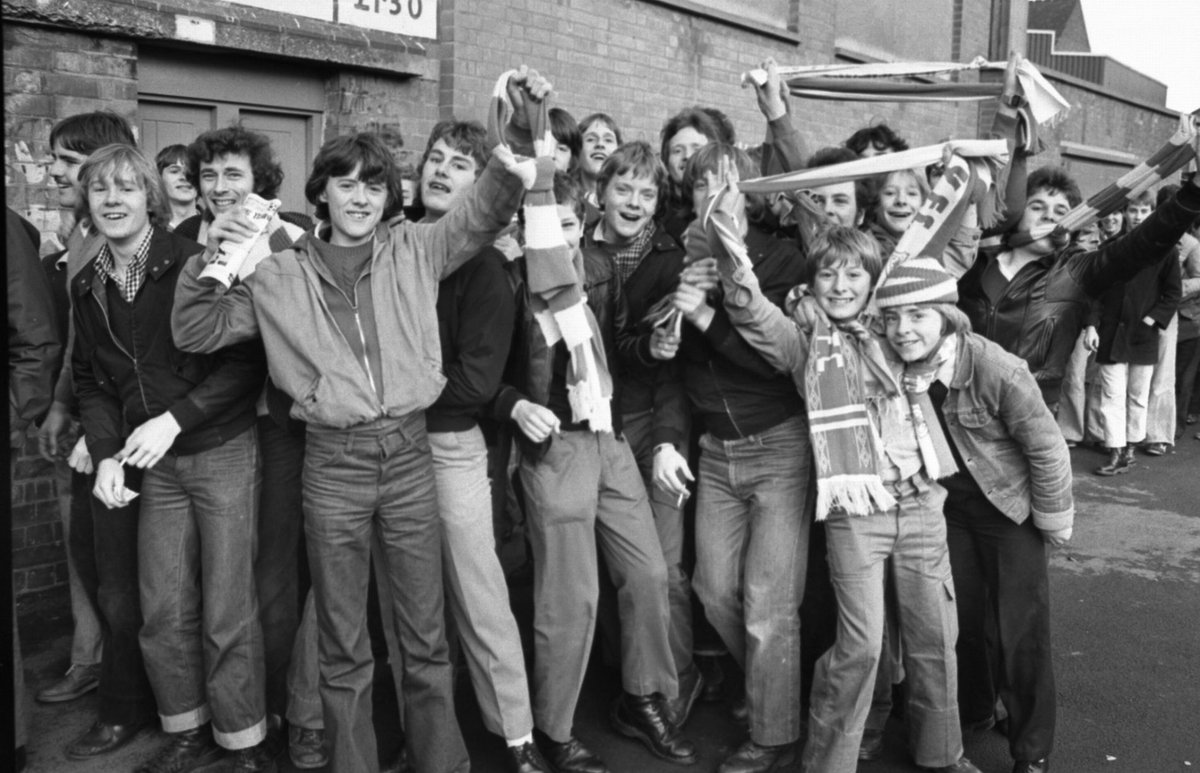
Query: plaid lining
94 225 154 303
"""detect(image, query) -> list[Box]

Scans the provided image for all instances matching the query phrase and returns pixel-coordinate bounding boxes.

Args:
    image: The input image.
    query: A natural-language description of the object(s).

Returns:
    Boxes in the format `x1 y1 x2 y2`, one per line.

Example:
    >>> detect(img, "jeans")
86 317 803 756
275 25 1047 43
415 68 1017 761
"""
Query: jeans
254 416 312 720
56 459 103 668
622 409 693 677
431 427 533 741
69 471 156 726
303 414 467 773
803 480 962 772
945 483 1056 761
1056 331 1092 443
693 415 812 746
139 427 267 749
519 429 676 742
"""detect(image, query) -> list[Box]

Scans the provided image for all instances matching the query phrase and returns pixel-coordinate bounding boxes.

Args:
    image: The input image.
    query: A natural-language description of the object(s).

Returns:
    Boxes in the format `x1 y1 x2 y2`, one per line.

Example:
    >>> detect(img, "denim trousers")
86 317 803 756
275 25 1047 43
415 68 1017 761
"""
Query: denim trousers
693 414 812 746
945 484 1056 761
69 470 156 726
803 480 962 772
622 409 694 677
303 414 467 773
55 459 103 668
254 416 314 720
519 429 676 743
430 427 534 741
139 427 267 749
1094 362 1154 447
1145 315 1178 444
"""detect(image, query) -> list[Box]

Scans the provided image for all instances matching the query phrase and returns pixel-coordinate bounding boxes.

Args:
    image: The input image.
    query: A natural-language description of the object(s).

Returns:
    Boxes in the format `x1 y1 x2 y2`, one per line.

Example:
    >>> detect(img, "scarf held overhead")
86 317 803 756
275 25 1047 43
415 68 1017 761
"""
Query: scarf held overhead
488 71 613 432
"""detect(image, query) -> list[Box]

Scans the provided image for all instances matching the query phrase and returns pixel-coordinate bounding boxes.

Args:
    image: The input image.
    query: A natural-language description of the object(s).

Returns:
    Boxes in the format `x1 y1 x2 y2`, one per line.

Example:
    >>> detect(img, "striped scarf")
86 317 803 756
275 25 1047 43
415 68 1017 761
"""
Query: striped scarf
742 57 1069 127
1007 113 1200 250
488 71 613 432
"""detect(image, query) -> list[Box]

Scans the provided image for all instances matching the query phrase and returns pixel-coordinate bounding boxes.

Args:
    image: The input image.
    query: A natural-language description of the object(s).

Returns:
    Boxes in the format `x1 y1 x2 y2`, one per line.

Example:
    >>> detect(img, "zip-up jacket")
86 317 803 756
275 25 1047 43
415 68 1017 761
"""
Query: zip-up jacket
171 153 527 429
958 182 1200 404
677 225 806 440
493 248 640 460
72 227 265 461
586 226 690 449
8 208 62 436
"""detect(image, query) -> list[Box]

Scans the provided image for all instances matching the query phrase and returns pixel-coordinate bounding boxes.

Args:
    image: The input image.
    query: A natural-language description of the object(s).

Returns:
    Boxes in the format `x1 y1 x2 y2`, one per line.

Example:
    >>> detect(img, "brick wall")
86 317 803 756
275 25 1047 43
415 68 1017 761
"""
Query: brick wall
434 0 990 161
4 24 138 250
5 24 138 597
9 437 66 598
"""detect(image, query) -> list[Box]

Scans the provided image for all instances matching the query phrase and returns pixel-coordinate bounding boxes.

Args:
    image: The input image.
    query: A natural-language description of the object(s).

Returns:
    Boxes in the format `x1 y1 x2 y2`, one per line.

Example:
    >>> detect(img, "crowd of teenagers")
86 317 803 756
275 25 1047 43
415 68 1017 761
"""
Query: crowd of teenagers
8 57 1200 773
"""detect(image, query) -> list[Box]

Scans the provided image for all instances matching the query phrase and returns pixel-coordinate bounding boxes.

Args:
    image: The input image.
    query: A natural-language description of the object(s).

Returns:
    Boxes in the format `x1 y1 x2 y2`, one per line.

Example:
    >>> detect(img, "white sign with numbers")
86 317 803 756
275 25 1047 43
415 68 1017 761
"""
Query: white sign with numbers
223 0 437 39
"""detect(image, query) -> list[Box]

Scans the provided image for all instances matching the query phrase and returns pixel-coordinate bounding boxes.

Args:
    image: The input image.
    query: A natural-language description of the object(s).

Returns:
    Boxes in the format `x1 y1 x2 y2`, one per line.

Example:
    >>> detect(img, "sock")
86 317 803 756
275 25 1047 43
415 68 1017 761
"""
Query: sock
506 734 534 748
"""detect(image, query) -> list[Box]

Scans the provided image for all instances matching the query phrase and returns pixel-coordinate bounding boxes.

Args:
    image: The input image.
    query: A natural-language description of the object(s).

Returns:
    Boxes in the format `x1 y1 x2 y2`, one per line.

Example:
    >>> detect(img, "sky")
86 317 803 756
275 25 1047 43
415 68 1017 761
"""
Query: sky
1075 0 1200 112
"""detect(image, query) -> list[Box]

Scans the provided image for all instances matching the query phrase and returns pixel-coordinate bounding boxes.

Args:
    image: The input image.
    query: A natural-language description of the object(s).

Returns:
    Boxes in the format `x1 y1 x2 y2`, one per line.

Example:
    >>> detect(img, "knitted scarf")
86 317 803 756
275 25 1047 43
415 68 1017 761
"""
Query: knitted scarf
488 71 613 432
805 317 899 519
1007 113 1200 250
742 57 1069 128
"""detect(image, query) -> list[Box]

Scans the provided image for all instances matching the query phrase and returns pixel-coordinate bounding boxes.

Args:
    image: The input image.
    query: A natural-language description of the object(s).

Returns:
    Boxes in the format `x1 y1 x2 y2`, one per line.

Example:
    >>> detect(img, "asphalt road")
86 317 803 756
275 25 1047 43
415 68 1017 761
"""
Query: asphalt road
17 437 1200 773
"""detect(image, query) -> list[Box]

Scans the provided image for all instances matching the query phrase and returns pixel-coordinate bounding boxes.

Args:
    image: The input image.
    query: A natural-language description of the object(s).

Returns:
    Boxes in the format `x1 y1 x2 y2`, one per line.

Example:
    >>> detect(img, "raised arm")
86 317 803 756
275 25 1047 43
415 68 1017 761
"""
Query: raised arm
172 250 262 353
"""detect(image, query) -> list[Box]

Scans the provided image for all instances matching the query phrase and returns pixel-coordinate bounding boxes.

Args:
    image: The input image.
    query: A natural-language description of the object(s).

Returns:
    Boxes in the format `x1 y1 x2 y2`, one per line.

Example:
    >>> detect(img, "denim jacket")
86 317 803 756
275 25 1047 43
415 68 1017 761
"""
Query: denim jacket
935 333 1074 532
717 261 1074 533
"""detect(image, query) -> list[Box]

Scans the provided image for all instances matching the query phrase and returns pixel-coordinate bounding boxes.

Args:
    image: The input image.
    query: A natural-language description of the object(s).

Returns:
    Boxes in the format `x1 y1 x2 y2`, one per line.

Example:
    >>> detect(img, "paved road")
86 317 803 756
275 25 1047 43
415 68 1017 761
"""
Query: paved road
18 438 1200 773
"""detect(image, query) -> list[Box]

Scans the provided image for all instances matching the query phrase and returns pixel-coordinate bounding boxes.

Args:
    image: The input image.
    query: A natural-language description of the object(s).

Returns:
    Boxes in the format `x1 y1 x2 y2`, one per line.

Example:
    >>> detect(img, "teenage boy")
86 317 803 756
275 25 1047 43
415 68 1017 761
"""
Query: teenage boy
180 124 321 766
576 112 622 229
71 144 271 773
495 172 695 773
155 144 200 230
416 118 550 773
958 163 1200 411
171 67 553 773
670 144 812 773
1091 192 1181 474
35 111 160 762
802 147 870 229
584 141 701 724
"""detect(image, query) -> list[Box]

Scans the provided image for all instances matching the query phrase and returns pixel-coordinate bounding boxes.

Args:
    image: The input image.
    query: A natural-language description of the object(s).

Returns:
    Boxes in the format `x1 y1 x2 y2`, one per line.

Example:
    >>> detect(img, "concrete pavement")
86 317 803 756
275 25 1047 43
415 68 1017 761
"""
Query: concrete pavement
17 437 1200 773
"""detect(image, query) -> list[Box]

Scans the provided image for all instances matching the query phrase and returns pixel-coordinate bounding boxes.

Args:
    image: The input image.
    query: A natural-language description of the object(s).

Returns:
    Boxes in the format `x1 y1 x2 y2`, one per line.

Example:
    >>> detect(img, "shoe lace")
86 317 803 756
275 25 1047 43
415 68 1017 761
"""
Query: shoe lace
295 727 323 747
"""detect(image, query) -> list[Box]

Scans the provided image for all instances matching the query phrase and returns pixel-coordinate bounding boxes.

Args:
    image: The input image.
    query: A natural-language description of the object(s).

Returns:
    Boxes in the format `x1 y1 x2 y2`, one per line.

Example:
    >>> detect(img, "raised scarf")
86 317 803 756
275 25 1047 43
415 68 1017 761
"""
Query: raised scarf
488 71 613 432
1007 113 1199 250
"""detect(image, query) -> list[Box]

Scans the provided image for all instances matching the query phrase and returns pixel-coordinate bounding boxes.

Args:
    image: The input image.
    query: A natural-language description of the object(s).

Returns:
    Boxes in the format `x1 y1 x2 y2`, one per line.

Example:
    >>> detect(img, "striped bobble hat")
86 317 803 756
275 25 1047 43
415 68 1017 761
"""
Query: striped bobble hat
875 257 958 308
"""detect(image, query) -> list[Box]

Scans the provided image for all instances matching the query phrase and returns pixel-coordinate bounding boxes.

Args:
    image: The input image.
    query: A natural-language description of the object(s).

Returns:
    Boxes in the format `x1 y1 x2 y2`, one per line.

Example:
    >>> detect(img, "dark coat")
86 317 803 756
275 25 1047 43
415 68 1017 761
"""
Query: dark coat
1094 245 1182 365
72 226 264 461
958 183 1200 404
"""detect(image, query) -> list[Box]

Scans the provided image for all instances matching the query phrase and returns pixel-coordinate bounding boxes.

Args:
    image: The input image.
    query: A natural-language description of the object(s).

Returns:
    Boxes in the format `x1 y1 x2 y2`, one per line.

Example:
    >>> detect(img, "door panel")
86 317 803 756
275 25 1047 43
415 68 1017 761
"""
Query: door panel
239 110 314 215
139 101 215 154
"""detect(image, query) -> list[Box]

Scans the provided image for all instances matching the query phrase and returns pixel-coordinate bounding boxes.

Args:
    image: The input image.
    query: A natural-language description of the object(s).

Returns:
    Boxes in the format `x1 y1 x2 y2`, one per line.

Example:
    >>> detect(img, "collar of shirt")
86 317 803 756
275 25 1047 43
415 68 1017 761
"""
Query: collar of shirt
94 225 155 303
593 219 655 283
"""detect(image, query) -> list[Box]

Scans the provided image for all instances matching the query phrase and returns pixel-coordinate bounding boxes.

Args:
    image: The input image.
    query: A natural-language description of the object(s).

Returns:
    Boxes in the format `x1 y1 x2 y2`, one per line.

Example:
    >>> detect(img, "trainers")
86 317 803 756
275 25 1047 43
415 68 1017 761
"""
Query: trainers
134 725 222 773
36 663 100 703
1142 442 1169 456
666 664 705 727
288 726 328 770
232 739 278 773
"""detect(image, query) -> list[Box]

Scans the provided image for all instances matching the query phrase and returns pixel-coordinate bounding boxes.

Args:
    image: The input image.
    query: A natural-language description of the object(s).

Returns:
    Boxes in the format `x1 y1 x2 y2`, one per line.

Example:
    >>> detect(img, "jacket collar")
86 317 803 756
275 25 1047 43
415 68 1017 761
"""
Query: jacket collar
948 332 978 391
72 227 185 298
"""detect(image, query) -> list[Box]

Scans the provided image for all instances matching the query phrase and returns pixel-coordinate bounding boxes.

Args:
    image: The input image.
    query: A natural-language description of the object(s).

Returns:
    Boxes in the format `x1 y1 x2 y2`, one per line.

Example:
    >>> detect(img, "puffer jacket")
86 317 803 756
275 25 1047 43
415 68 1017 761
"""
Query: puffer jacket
958 182 1200 404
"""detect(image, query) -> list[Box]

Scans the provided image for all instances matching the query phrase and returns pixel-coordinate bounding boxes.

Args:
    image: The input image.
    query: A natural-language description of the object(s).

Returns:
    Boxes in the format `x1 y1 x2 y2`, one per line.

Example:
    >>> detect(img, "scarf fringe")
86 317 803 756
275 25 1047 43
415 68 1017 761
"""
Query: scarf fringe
815 475 898 521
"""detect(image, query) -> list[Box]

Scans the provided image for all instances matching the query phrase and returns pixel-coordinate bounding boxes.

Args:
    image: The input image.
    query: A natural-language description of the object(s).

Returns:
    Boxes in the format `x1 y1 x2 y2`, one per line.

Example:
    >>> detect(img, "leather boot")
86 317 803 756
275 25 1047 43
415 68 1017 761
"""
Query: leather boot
610 692 697 765
134 725 222 773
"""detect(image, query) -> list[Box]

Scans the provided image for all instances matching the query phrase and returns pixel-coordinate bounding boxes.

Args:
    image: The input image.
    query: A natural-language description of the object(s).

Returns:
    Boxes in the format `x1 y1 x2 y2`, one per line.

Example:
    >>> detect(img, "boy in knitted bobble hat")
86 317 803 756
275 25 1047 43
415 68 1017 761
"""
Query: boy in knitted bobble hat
877 257 1072 773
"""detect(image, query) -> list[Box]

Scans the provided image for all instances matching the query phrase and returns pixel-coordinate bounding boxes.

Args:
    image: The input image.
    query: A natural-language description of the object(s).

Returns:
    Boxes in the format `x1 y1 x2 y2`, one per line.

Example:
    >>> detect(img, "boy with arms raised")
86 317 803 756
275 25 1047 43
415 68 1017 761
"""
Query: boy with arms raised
172 67 552 773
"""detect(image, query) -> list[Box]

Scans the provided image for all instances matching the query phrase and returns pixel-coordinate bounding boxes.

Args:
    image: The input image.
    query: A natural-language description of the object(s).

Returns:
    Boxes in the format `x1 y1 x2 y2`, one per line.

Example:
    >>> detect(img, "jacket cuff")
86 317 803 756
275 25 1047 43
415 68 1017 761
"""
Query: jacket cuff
492 385 524 425
169 398 207 433
1031 506 1074 533
651 426 683 450
89 437 124 462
